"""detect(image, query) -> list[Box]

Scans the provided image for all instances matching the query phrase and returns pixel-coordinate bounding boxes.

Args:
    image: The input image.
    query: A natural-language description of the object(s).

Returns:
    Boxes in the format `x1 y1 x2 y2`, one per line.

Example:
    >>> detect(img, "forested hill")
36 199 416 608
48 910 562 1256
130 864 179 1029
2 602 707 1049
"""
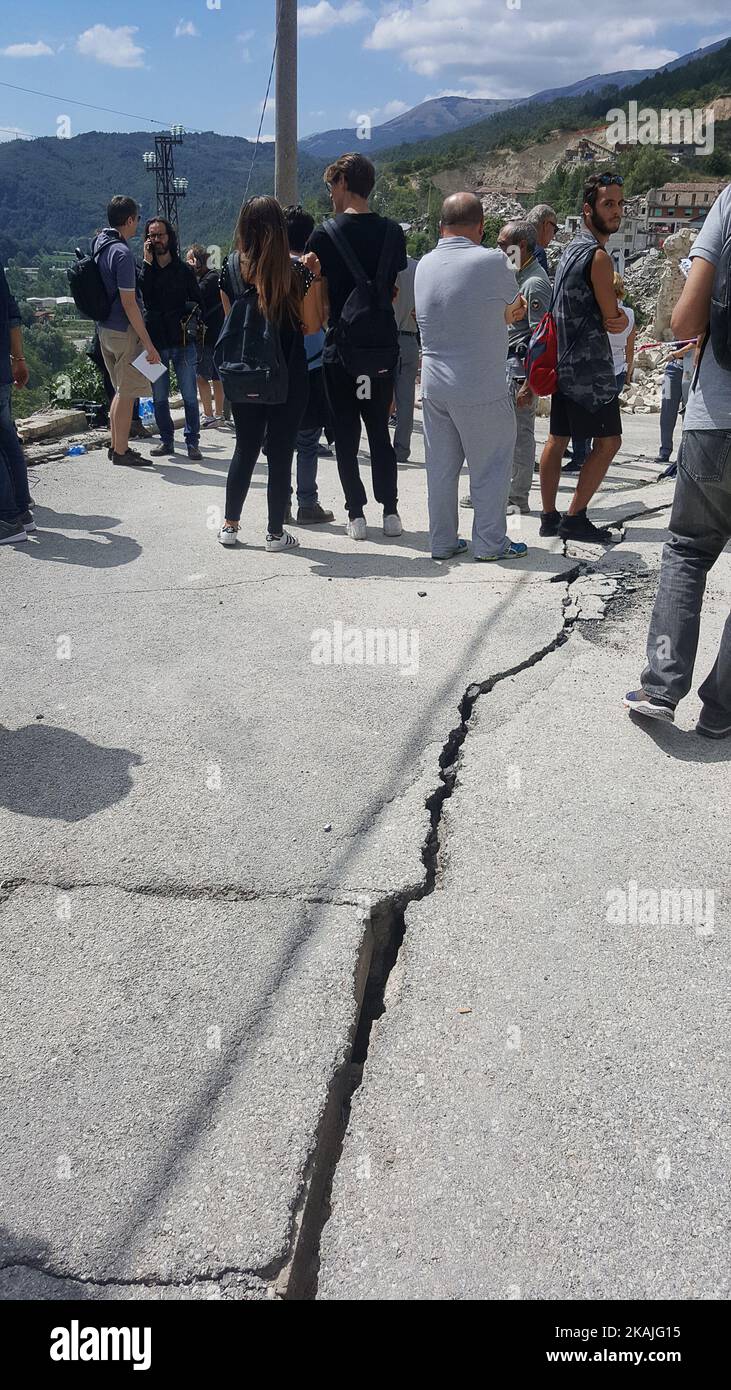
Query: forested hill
372 38 731 172
0 131 325 262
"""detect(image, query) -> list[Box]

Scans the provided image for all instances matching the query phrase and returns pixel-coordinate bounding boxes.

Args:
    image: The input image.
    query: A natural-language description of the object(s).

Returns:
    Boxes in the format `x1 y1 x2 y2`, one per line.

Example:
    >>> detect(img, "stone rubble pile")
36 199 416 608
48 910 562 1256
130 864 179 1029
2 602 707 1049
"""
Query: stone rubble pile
623 249 665 323
480 192 528 223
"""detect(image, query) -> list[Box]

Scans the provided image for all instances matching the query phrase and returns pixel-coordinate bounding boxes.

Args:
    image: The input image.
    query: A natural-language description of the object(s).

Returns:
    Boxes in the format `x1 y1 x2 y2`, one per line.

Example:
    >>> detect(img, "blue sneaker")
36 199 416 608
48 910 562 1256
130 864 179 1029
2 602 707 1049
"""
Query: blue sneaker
623 689 675 722
432 538 468 560
475 541 528 562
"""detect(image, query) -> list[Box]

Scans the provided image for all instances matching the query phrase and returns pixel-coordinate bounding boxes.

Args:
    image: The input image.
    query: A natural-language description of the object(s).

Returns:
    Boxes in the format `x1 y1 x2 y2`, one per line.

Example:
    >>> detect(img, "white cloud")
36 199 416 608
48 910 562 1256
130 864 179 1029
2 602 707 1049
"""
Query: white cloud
237 29 255 61
299 3 370 37
361 2 724 96
175 20 200 39
1 41 53 58
76 25 145 69
0 125 32 141
382 99 410 118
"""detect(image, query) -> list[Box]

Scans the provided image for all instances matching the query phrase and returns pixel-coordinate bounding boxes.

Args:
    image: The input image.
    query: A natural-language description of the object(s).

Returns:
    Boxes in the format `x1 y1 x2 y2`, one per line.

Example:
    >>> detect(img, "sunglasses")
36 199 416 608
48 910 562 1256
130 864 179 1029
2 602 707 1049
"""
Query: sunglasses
596 175 624 187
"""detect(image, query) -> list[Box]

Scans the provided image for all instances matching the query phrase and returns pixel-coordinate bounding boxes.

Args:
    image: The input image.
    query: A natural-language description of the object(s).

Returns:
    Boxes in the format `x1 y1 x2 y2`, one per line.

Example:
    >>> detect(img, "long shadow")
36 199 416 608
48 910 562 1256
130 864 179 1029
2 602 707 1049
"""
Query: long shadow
23 571 539 1285
627 712 731 762
0 724 143 821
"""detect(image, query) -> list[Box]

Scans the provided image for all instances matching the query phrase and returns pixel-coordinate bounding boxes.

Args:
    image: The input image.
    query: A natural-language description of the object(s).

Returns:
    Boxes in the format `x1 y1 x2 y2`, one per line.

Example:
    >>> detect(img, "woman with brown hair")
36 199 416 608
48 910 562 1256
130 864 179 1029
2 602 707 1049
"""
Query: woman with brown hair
217 196 325 551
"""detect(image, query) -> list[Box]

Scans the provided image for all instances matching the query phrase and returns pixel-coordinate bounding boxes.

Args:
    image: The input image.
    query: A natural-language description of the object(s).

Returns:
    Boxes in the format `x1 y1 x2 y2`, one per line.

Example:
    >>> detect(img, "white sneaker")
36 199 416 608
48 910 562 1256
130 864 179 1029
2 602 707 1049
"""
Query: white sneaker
383 512 402 537
217 524 239 546
201 415 216 428
266 529 300 552
347 516 368 540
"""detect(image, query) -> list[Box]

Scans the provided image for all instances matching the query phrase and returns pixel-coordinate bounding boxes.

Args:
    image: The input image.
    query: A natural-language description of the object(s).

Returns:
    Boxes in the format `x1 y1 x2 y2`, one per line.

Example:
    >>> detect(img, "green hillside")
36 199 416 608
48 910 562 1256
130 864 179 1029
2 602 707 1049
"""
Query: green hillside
0 130 326 263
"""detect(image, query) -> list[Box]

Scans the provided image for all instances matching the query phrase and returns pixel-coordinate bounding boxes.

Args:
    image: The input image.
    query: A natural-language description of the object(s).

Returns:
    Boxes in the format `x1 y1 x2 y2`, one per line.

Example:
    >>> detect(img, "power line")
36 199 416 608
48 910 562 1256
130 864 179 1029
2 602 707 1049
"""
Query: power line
0 79 172 128
242 32 278 204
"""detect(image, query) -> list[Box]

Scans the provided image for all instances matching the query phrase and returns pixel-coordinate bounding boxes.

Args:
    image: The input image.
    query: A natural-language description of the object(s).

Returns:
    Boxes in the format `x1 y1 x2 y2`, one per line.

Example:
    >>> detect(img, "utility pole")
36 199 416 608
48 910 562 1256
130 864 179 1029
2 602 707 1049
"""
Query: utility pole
274 0 298 204
143 128 188 235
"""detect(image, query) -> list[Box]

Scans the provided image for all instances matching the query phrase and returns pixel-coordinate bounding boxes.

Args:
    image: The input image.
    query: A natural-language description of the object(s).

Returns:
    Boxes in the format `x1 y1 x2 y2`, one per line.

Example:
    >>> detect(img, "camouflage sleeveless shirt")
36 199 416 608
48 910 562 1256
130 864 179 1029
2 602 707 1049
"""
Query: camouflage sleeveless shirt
553 229 617 410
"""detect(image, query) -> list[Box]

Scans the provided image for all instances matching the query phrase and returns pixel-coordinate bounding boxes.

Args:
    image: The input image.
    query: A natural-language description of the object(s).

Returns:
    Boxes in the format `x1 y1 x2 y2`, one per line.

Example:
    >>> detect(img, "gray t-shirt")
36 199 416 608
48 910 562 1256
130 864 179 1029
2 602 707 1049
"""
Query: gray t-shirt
684 184 731 431
93 228 141 333
415 236 518 405
394 255 418 333
508 256 552 353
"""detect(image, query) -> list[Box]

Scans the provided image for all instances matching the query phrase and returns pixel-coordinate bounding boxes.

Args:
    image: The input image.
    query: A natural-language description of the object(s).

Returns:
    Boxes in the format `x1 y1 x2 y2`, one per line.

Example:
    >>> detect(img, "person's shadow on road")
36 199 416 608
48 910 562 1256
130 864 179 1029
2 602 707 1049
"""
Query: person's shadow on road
17 505 141 570
0 724 143 821
628 713 731 761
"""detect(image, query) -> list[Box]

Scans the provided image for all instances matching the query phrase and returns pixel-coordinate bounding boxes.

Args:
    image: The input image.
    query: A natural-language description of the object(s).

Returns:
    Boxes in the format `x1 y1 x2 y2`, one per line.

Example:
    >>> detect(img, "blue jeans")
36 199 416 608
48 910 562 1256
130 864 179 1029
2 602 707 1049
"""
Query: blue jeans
152 344 200 449
295 426 321 507
641 429 731 728
0 383 30 523
659 359 684 458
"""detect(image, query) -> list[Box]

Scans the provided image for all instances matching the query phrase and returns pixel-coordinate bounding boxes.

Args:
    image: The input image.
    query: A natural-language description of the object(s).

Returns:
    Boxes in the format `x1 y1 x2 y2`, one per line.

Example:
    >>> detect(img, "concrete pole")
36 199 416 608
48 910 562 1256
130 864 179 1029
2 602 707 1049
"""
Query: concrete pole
274 0 298 205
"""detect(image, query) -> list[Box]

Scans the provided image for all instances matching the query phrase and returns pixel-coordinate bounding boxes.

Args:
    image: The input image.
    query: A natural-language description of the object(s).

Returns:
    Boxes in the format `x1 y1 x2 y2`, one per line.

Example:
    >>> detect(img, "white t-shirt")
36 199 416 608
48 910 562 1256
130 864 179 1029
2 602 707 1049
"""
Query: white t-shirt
609 302 634 374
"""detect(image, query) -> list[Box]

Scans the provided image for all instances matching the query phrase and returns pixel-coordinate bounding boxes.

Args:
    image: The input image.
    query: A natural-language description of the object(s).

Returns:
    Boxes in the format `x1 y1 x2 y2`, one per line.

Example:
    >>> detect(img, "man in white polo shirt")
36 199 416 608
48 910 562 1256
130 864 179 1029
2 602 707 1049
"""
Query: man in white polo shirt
415 193 527 561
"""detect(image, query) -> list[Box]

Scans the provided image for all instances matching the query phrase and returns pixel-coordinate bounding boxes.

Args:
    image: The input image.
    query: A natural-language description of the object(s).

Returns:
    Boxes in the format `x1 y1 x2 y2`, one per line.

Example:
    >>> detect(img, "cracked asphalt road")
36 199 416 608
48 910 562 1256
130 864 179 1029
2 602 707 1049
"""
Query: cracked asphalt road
3 410 724 1299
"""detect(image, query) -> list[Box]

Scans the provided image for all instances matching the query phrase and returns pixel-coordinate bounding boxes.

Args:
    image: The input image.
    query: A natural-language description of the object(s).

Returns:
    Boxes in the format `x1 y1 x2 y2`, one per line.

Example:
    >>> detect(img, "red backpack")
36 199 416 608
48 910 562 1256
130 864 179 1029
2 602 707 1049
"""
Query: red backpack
525 310 559 396
525 246 589 396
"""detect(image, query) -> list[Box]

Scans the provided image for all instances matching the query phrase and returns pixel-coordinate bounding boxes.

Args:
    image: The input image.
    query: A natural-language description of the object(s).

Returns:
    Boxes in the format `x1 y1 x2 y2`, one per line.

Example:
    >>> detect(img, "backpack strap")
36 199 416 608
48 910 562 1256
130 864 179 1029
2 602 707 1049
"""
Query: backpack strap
226 250 247 301
322 218 369 285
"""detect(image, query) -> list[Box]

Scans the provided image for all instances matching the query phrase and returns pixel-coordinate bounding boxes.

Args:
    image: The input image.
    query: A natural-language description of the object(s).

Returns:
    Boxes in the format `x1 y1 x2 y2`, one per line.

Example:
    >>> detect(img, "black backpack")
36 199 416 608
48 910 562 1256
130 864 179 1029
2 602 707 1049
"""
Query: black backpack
67 232 123 322
710 231 731 371
213 252 289 405
322 218 400 378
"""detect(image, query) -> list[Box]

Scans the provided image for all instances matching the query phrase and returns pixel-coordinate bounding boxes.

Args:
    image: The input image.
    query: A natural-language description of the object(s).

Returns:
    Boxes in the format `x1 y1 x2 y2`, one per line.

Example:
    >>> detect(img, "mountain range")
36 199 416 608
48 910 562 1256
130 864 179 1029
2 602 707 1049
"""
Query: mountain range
1 36 729 263
299 37 731 159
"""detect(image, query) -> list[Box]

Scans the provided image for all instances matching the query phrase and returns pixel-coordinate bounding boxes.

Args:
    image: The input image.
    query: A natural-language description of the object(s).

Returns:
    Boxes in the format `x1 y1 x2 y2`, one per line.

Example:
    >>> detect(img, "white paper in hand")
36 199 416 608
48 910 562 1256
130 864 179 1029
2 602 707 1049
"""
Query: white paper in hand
133 351 168 384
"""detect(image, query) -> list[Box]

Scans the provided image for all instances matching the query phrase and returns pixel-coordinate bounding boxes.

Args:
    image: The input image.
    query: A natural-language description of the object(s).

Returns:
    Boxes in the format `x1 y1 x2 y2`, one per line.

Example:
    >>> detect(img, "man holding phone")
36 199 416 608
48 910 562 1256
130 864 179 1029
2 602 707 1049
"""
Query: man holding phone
140 217 203 461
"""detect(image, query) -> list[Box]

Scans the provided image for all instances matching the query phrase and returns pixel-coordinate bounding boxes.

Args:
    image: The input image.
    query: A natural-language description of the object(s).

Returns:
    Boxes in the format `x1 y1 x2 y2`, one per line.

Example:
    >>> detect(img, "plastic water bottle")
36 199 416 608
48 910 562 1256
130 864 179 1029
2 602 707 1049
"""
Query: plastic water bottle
139 397 154 420
66 444 87 456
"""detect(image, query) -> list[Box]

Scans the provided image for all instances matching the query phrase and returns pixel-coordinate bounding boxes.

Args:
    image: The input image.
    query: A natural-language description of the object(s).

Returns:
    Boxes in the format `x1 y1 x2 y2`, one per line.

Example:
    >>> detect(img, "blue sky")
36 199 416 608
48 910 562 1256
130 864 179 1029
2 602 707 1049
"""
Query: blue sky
1 2 729 145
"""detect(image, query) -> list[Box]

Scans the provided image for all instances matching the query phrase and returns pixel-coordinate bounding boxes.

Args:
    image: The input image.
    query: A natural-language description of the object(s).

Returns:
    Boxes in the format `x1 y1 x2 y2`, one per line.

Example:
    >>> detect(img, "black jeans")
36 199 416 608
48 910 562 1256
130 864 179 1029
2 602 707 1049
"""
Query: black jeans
226 362 308 533
324 359 398 518
642 429 731 729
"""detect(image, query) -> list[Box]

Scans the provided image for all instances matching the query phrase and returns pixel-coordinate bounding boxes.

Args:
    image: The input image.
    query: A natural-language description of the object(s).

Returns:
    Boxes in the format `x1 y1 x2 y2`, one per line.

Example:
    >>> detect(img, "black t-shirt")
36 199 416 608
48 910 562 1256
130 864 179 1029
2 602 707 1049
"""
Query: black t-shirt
140 258 202 349
219 253 313 362
199 267 225 341
306 213 407 326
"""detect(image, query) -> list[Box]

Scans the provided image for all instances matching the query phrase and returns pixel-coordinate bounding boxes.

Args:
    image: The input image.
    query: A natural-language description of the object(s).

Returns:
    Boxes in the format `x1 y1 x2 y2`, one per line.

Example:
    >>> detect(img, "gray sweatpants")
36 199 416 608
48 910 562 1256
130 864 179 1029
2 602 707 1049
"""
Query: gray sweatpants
508 375 538 509
422 393 516 558
393 333 420 461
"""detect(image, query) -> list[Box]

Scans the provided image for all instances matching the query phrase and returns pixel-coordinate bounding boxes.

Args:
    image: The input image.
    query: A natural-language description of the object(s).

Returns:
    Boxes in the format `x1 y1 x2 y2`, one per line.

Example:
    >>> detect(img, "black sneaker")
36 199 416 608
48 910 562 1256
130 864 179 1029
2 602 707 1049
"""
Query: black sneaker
297 503 335 523
317 444 334 458
187 445 203 461
150 441 175 457
559 511 616 544
112 449 152 467
539 509 562 536
0 517 29 544
623 689 675 722
562 459 583 473
696 720 731 740
18 509 36 532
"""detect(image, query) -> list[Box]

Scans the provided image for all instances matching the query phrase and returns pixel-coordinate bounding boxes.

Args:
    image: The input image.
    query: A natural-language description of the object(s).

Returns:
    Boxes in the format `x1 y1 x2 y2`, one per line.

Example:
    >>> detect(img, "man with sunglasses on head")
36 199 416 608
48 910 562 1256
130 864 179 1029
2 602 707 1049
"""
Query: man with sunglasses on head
537 173 627 544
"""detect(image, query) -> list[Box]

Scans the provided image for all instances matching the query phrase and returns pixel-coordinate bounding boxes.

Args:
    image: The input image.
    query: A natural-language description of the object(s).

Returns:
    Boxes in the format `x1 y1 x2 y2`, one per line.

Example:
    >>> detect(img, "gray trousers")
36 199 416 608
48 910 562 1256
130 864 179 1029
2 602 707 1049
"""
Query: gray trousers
393 333 420 461
422 392 516 558
508 375 538 509
642 429 731 728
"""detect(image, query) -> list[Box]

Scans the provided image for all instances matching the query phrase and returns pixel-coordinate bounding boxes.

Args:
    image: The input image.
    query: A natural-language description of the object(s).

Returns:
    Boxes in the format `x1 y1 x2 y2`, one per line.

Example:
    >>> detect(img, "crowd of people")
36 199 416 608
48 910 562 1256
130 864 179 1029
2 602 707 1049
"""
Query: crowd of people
0 154 729 736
